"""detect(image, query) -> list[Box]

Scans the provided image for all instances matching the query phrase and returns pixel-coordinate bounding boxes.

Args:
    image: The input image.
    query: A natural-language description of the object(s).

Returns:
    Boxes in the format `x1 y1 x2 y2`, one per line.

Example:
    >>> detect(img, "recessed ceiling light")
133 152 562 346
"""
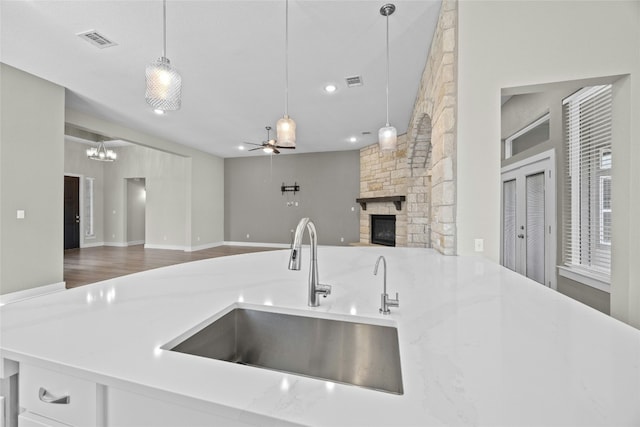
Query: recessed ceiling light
153 109 165 115
238 145 245 150
324 84 337 93
349 136 357 143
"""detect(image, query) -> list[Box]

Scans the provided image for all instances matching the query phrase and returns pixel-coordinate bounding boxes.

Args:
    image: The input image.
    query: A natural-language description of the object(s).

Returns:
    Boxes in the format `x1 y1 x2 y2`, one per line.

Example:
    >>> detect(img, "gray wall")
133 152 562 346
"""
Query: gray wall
225 151 360 246
500 78 627 315
458 1 639 328
104 144 187 249
66 109 225 251
126 178 145 244
1 63 65 294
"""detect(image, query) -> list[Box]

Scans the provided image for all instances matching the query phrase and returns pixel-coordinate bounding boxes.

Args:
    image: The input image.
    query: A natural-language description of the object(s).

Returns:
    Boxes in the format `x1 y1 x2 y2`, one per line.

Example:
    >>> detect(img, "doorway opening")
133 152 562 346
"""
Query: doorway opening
125 178 146 246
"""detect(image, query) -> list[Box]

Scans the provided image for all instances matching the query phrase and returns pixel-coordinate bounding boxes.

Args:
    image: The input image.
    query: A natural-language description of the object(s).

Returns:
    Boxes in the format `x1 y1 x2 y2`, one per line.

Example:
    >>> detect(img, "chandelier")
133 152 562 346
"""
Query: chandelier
86 141 117 162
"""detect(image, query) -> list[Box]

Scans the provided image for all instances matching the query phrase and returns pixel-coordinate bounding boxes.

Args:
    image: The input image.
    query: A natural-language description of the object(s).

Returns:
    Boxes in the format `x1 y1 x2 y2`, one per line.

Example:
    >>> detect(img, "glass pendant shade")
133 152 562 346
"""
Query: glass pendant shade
145 57 182 111
378 125 397 151
379 3 397 152
276 115 296 148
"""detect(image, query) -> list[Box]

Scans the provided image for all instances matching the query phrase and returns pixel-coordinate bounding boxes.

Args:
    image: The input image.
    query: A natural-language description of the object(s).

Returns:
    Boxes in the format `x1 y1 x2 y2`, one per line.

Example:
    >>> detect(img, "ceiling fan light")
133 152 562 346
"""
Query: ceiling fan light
263 146 274 154
378 125 397 151
276 115 296 148
145 57 182 111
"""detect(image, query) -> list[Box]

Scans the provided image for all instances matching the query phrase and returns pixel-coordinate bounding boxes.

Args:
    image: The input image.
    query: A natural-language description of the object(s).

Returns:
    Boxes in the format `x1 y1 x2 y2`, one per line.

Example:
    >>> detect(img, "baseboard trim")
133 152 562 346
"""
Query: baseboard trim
144 243 187 251
185 241 226 252
104 242 128 248
0 282 66 306
81 241 104 248
127 240 145 246
224 241 290 249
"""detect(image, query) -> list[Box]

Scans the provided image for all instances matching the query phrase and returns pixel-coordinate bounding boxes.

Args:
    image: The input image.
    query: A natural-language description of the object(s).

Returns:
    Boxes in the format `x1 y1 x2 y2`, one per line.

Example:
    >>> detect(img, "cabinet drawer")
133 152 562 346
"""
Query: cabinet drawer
19 364 96 427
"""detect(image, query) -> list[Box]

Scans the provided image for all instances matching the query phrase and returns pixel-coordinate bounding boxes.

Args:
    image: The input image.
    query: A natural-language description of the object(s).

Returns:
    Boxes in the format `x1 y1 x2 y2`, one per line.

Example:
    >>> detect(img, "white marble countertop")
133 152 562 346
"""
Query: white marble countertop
1 247 639 426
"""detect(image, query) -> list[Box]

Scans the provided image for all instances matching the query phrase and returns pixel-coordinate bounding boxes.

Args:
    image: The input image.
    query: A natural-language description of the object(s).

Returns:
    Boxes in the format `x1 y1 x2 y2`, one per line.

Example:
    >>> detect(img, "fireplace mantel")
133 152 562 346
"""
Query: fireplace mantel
356 196 406 211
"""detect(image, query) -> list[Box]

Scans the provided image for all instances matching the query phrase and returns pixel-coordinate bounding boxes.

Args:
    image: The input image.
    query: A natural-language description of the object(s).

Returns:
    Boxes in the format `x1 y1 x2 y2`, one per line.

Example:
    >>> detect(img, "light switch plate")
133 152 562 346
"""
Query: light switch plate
16 210 25 219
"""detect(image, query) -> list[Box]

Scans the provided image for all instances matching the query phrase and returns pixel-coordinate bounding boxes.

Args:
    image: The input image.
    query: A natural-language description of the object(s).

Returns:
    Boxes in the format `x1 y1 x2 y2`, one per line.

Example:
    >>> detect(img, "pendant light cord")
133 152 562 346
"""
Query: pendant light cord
385 13 390 127
284 0 289 117
162 0 167 58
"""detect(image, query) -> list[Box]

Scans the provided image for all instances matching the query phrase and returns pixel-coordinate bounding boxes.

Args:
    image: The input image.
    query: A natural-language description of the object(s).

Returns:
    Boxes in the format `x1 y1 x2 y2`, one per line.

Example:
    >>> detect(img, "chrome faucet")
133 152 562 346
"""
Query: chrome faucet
288 218 331 307
374 256 399 314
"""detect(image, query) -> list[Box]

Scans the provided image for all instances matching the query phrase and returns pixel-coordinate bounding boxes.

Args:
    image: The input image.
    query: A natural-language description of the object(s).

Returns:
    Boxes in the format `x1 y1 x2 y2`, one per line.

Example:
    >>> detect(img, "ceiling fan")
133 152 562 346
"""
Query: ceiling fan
244 126 295 154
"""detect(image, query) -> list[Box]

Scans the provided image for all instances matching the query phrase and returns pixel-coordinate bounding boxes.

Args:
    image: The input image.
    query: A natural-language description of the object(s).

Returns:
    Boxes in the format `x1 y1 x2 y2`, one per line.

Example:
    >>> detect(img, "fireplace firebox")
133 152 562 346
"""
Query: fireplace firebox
371 215 396 247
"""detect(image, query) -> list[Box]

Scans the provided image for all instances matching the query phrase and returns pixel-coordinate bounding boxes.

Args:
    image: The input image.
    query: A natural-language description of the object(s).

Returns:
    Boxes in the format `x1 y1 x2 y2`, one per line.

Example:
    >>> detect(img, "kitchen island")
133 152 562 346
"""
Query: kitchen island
1 247 639 426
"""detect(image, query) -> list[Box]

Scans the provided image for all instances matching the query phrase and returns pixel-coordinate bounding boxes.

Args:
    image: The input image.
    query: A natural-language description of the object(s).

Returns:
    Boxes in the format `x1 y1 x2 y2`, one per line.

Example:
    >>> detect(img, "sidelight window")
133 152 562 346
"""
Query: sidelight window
562 84 612 284
84 177 95 238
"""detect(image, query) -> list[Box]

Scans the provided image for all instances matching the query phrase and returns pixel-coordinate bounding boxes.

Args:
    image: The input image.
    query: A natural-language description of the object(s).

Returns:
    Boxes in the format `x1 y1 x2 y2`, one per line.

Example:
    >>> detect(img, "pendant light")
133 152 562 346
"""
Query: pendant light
145 0 182 112
86 141 117 162
276 0 296 148
378 3 397 151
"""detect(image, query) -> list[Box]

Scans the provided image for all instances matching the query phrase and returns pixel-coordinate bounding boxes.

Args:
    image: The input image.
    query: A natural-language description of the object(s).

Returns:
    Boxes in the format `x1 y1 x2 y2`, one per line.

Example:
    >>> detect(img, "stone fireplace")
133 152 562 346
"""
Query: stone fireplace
358 0 457 254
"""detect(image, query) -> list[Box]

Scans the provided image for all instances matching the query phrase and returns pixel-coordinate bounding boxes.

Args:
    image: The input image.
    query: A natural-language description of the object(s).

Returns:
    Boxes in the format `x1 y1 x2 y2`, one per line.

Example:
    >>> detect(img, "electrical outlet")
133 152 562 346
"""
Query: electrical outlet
474 238 484 252
351 206 355 212
246 234 250 239
340 237 344 243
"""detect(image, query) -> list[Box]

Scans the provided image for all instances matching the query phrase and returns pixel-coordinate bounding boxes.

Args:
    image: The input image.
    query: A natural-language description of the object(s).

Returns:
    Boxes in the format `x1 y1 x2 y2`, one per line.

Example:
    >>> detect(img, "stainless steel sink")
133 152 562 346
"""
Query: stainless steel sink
168 306 403 394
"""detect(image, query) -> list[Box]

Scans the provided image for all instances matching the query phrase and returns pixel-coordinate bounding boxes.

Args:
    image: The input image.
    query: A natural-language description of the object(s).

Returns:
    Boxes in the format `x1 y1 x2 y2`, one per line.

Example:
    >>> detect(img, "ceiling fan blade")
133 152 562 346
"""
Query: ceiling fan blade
248 147 263 151
243 142 263 146
273 147 281 154
274 145 296 149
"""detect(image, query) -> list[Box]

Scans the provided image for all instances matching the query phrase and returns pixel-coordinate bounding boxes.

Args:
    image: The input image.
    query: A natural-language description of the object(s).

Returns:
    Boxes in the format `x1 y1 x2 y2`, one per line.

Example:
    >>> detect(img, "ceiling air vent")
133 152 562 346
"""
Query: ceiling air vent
77 30 117 49
345 75 363 87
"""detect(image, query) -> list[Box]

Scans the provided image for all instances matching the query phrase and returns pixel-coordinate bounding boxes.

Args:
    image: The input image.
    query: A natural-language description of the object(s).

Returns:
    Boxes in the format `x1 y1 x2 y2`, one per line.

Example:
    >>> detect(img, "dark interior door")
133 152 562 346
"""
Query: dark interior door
64 176 80 250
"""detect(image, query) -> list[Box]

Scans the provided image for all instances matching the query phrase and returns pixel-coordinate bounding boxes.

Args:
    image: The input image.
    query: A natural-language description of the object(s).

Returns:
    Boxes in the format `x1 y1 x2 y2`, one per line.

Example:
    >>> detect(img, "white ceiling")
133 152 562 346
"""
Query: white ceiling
0 0 441 158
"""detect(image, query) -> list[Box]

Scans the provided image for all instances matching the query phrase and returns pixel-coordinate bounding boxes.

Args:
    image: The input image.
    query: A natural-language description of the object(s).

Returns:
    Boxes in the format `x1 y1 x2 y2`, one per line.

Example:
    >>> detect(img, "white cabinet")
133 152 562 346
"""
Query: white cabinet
17 412 70 427
15 363 288 427
18 365 98 427
104 387 264 427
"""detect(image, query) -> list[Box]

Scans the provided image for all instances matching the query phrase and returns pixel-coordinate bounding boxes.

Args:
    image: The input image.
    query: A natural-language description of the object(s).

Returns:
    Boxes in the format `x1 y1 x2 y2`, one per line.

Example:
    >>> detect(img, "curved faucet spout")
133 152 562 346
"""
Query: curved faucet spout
288 218 331 307
374 255 399 315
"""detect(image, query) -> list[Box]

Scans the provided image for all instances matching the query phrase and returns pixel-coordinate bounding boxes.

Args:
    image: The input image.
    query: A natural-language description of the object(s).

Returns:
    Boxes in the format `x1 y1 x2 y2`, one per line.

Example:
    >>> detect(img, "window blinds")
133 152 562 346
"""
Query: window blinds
562 84 612 277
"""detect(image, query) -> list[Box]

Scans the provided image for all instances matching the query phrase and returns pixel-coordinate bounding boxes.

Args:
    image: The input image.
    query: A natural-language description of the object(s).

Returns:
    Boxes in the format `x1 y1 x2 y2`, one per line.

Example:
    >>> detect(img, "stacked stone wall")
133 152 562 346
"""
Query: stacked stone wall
359 136 408 246
359 0 458 254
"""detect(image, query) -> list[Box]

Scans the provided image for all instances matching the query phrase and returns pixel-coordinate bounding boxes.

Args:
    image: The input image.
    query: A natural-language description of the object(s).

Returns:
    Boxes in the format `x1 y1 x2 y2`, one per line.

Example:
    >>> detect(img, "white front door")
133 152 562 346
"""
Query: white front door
501 150 556 289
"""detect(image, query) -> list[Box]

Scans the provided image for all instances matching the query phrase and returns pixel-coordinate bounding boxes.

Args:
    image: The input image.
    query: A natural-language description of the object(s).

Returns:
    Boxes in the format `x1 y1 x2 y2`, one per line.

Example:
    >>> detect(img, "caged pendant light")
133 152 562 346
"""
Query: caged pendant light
276 0 296 148
378 3 397 151
145 0 182 112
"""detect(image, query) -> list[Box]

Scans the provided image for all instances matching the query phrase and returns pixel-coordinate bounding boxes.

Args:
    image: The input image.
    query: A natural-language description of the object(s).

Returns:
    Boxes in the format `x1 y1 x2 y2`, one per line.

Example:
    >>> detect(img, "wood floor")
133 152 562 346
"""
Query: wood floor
64 245 282 288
